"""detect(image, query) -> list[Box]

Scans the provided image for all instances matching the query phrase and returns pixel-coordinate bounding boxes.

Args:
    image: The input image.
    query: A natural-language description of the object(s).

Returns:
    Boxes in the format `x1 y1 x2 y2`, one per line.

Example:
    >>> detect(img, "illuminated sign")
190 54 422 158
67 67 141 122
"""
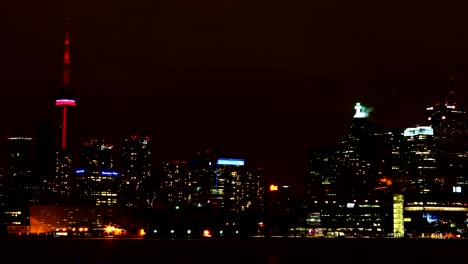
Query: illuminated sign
101 171 119 176
403 126 434 137
7 137 33 140
55 99 76 106
76 169 85 174
217 158 245 166
269 185 279 191
353 102 371 118
404 206 468 212
453 186 462 193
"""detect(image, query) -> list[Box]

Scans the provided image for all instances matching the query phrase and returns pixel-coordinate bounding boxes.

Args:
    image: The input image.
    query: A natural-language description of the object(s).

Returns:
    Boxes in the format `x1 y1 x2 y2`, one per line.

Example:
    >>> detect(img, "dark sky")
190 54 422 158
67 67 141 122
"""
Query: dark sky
2 0 468 195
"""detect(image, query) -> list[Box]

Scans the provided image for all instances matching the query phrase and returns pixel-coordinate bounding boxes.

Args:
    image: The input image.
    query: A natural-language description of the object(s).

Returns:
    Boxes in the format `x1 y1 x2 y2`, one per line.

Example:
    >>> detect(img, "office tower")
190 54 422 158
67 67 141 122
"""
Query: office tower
51 22 77 201
158 160 192 208
425 76 468 150
402 126 440 196
76 139 119 206
4 137 37 234
373 129 408 194
262 184 298 236
187 151 215 208
120 136 152 208
157 152 215 209
306 146 341 205
35 118 55 203
211 158 262 212
305 103 393 237
338 102 378 197
425 76 468 197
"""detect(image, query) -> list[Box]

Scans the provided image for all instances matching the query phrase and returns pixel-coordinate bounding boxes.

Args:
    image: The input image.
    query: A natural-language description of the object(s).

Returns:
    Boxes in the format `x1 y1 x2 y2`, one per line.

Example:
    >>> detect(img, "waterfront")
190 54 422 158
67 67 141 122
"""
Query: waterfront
2 237 468 263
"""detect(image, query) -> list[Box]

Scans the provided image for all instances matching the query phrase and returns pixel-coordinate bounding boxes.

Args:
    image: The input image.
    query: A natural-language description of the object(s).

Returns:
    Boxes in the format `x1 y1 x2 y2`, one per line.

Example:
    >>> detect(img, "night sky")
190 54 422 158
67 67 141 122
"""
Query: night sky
2 0 468 195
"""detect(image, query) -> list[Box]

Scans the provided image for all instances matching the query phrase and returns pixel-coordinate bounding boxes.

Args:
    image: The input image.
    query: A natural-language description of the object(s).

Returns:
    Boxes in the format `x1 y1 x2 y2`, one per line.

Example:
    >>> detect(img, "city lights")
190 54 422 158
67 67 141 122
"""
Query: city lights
203 230 211 237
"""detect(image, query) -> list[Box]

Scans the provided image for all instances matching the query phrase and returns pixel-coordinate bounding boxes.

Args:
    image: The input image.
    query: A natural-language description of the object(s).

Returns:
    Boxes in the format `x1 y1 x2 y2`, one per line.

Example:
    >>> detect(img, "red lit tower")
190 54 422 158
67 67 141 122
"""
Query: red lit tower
51 20 77 201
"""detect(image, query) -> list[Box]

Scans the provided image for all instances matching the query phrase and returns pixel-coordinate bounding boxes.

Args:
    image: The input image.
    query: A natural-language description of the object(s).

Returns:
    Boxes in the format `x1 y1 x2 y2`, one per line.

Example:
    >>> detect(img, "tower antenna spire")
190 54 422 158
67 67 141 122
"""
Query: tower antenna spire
63 19 71 86
448 74 456 105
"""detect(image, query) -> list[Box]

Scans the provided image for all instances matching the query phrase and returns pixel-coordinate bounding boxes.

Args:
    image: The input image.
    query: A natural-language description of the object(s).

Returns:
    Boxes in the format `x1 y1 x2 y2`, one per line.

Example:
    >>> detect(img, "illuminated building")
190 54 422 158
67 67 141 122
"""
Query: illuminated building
158 160 192 208
399 76 468 237
402 125 440 196
29 205 124 236
4 137 38 234
306 146 341 205
263 184 301 236
75 169 119 206
337 102 378 197
306 103 394 237
157 152 214 209
211 158 263 212
120 136 152 208
372 129 408 195
51 21 78 201
424 76 468 197
76 139 118 206
316 198 392 237
425 76 468 151
187 152 216 208
403 200 468 238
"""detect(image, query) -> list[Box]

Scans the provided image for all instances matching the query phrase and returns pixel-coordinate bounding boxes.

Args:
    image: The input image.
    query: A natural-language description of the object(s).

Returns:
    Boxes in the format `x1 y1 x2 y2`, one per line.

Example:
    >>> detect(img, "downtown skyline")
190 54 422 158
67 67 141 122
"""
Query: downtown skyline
3 0 468 193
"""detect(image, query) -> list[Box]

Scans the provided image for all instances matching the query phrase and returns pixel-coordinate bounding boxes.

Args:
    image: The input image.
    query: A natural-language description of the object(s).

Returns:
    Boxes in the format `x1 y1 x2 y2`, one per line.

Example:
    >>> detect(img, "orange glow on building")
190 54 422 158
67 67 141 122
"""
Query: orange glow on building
203 230 211 237
269 184 279 191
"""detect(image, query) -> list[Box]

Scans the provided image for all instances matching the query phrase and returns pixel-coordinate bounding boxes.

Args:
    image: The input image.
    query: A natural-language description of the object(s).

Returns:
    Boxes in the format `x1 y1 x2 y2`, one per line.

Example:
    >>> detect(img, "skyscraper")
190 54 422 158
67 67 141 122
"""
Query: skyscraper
402 126 439 196
338 102 377 197
211 158 262 212
423 75 468 197
120 136 152 208
76 139 118 206
4 137 37 234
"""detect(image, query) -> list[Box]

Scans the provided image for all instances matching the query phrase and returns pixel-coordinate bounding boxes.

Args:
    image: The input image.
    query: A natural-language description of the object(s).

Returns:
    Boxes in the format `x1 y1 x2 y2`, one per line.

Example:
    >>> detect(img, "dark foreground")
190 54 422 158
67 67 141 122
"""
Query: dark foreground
1 237 468 263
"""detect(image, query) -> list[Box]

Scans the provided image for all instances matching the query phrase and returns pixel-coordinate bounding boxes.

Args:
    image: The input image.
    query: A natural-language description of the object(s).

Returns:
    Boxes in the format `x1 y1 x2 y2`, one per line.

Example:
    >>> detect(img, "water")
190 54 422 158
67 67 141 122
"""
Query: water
2 237 468 264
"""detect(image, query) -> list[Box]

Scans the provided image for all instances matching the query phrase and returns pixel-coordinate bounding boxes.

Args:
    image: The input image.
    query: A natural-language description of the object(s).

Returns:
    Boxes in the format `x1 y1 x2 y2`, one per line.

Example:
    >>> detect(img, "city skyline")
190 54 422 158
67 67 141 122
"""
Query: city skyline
4 1 468 192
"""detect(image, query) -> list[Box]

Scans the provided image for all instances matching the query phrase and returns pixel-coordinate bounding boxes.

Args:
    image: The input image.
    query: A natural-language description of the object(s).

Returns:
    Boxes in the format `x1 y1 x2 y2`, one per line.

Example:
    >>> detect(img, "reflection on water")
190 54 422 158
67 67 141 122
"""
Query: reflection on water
268 255 280 264
0 238 284 264
2 237 468 264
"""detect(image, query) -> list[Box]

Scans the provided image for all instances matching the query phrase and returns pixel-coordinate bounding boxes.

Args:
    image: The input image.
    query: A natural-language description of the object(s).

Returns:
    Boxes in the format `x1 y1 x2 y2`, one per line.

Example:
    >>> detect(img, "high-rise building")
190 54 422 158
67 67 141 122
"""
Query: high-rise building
4 137 37 234
158 160 193 208
424 76 468 197
305 103 394 237
306 146 341 205
402 126 440 196
120 136 152 208
211 158 263 212
337 102 378 198
76 139 118 206
51 21 78 202
425 76 468 150
156 152 216 209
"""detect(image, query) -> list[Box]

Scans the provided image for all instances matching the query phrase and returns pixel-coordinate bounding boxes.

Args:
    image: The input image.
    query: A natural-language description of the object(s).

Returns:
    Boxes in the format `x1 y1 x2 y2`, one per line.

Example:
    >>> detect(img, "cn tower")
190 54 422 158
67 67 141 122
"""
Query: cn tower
51 20 77 201
55 21 76 151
